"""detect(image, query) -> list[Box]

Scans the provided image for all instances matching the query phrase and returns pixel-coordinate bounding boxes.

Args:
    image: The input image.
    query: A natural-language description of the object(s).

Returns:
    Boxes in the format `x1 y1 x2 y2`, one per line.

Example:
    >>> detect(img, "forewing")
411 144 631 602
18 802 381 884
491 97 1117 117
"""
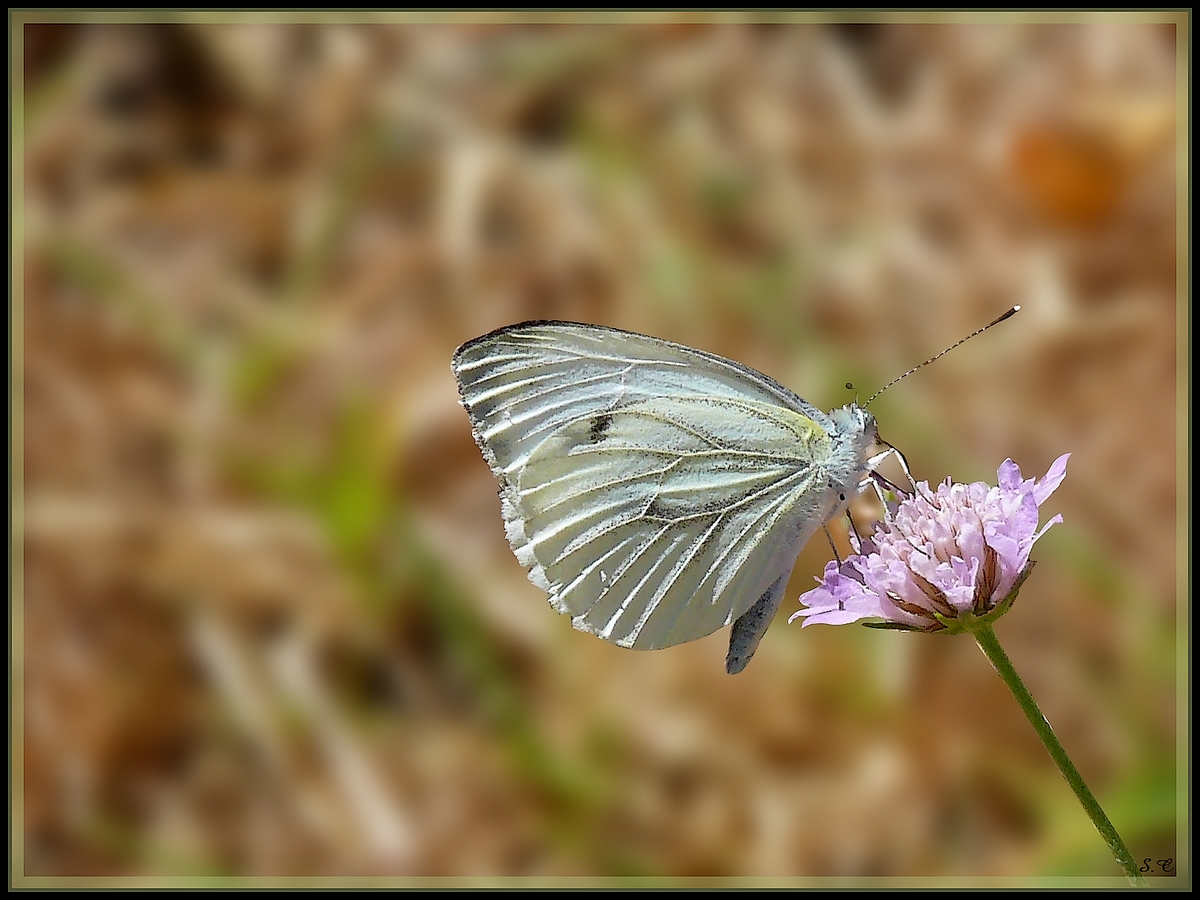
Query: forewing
451 321 830 481
452 321 840 650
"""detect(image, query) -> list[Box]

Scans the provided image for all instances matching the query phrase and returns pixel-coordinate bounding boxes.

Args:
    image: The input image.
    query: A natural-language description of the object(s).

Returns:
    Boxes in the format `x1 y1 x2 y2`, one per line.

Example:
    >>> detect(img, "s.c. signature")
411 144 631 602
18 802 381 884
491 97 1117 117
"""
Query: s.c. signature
1139 857 1175 874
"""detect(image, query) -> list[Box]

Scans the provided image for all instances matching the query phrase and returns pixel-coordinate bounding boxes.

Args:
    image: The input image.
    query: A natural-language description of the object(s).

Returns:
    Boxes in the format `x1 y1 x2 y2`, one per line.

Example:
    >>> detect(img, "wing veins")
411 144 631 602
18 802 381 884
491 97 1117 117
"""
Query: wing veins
529 496 643 560
465 369 570 404
598 527 688 640
642 462 812 525
685 473 815 619
520 460 679 514
650 485 800 647
476 365 632 421
483 386 630 444
545 456 811 569
554 533 642 610
623 513 728 645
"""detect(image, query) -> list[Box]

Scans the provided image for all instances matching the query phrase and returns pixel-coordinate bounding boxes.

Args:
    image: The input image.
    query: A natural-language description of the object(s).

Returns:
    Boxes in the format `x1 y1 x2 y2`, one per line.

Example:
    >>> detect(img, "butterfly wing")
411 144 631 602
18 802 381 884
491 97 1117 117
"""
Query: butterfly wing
452 321 868 652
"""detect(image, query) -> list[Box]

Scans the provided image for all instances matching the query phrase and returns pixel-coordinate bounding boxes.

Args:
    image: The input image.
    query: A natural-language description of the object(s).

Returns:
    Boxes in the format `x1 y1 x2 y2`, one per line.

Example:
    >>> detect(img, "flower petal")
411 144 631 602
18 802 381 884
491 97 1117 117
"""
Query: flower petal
1033 453 1071 506
790 606 876 627
791 454 1068 630
1031 512 1064 544
997 458 1023 492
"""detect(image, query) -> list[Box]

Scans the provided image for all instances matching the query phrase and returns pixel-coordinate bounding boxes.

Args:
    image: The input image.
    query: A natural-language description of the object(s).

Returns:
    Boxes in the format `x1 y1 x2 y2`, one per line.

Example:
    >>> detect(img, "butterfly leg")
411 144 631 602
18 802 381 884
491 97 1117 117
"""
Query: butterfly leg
868 440 916 491
725 571 789 675
862 443 916 509
824 525 843 563
843 508 866 555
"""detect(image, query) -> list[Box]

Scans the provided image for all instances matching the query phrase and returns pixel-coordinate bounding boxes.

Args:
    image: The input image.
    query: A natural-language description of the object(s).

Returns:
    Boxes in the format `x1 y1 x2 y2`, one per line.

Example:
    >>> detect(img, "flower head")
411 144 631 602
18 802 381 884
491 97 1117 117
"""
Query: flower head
790 454 1070 632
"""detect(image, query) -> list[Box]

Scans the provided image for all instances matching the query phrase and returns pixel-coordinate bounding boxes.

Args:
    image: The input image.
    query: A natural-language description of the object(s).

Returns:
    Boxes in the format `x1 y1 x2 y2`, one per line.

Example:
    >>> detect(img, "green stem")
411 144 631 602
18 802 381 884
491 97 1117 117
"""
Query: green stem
972 624 1145 886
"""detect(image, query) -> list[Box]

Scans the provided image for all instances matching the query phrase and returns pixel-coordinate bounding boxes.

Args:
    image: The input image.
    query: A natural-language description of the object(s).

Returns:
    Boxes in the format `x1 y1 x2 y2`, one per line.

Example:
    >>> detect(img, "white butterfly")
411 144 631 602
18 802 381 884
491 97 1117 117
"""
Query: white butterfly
452 321 884 674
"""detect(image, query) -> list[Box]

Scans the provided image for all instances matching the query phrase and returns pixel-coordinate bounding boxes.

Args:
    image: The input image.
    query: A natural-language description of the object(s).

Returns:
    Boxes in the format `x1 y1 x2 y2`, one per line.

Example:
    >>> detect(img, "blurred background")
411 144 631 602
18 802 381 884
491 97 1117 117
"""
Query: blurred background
18 16 1181 880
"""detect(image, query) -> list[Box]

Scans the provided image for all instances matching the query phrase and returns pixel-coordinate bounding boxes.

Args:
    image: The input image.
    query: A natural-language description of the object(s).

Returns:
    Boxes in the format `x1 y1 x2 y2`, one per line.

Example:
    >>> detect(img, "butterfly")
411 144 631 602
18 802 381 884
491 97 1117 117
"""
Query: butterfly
451 320 886 674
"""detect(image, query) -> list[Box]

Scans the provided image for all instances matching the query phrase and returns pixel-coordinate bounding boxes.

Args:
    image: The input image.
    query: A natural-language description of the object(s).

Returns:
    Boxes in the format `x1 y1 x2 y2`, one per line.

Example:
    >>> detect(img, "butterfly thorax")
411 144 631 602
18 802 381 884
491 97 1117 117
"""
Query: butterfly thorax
821 403 879 510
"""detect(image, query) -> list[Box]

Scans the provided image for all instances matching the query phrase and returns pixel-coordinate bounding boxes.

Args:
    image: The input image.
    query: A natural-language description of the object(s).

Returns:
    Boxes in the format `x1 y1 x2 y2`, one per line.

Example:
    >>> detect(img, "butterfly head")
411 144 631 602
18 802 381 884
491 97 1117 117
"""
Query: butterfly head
829 403 877 450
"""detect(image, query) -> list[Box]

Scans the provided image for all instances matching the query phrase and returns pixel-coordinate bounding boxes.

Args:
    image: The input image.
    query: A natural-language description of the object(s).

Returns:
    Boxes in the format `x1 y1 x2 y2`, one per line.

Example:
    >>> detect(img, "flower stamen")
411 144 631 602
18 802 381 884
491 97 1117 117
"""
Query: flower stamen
973 544 1000 615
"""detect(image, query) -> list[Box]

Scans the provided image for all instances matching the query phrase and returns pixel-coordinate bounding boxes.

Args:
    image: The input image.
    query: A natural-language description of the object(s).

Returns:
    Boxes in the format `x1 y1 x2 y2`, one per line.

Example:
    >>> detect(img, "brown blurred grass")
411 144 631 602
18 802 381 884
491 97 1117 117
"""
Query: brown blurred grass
16 15 1183 882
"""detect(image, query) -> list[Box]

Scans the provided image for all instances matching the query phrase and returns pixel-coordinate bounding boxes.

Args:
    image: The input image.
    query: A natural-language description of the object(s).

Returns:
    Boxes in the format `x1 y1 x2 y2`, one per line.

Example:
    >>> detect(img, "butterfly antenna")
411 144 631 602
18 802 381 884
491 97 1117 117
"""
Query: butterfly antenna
864 306 1020 408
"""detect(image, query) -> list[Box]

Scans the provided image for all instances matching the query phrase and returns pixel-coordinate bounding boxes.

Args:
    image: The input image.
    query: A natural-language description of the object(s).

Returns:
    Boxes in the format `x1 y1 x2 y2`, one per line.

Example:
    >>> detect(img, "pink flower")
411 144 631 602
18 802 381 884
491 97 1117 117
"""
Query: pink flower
790 454 1070 632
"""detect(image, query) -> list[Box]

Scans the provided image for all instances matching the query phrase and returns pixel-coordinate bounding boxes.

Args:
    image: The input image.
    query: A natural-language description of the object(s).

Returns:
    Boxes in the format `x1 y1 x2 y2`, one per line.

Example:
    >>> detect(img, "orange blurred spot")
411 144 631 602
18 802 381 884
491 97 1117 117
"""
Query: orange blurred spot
1010 127 1127 229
